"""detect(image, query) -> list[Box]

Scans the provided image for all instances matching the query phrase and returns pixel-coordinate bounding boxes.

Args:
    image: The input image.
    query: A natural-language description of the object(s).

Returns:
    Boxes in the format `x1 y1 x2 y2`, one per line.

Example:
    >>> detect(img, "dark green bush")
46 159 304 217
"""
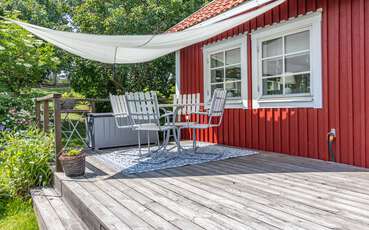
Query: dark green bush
0 128 54 197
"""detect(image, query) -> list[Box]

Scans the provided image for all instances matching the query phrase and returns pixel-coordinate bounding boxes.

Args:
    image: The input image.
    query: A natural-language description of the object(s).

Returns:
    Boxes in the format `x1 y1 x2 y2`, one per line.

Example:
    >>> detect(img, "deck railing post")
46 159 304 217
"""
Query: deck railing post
43 101 49 132
91 101 96 113
35 100 41 129
53 94 63 172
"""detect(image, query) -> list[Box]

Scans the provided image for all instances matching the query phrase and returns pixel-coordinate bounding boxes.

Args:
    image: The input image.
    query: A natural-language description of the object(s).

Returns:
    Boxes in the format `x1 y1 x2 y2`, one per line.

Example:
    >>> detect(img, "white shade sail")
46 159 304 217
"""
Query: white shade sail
4 0 285 64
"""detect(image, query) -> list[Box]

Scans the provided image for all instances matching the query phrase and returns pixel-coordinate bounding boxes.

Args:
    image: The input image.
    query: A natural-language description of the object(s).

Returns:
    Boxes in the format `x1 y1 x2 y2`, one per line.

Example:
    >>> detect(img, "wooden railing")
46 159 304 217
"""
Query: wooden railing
35 94 109 172
35 94 63 171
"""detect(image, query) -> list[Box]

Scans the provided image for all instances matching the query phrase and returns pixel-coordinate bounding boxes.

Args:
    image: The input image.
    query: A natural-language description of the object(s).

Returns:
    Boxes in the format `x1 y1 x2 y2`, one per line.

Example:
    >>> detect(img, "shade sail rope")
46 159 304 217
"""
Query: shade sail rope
1 0 285 64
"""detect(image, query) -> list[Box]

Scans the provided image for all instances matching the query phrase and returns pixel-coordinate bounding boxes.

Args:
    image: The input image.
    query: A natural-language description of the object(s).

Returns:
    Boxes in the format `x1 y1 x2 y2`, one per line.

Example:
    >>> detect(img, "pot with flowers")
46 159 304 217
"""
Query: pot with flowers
59 148 86 177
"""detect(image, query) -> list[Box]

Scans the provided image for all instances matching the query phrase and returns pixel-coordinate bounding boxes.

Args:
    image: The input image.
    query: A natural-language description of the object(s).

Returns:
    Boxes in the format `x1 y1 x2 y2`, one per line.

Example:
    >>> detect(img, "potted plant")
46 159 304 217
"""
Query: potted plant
59 148 86 177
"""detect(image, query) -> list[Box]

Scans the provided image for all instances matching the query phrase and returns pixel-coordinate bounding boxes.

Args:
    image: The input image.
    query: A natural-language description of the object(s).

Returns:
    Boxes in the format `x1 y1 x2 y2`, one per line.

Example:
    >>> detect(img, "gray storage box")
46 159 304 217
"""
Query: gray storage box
86 113 156 149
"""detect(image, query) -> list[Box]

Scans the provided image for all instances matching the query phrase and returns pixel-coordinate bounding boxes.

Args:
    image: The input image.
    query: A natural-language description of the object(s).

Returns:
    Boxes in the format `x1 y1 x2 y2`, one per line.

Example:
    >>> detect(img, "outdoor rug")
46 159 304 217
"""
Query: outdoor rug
92 142 258 175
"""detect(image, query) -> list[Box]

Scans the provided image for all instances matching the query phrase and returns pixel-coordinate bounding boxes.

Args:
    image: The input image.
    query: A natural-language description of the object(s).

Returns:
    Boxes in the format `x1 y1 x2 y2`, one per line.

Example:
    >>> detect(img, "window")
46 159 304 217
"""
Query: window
252 12 322 108
204 35 247 108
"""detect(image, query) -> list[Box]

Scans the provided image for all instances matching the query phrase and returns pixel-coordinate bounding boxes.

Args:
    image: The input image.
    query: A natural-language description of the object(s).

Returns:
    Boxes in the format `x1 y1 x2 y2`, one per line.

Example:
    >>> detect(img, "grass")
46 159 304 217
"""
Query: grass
30 86 73 96
0 197 38 230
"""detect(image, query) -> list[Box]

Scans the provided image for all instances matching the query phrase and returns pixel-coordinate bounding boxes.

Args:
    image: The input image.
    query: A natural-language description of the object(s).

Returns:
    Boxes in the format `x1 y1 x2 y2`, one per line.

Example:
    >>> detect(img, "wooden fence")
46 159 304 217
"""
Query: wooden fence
35 94 108 172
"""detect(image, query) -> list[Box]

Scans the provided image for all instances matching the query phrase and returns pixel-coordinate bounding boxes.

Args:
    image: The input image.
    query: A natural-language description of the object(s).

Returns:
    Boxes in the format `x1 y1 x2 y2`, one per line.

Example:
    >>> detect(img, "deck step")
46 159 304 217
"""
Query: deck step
54 168 132 230
31 187 88 230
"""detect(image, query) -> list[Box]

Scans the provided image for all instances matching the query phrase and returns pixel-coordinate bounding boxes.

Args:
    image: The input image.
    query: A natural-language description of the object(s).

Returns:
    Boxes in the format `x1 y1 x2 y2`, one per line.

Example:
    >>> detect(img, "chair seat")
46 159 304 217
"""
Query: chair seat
165 121 196 128
133 123 159 131
133 123 175 131
186 123 217 129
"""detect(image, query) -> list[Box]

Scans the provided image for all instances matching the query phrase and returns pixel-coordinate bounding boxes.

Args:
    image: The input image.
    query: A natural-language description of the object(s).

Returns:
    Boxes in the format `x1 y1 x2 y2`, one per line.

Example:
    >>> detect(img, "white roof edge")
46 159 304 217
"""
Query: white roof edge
189 0 275 30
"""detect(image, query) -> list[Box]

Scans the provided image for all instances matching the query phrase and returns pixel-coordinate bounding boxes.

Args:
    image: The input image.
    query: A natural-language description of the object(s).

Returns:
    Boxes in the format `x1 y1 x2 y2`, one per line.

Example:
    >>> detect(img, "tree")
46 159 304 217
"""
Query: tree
68 0 209 99
0 19 60 94
0 0 209 99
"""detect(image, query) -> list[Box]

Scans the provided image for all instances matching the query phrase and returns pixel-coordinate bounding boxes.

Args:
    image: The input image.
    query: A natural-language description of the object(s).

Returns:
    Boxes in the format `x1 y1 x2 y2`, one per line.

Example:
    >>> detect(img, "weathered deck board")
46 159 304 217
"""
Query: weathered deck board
31 188 88 230
54 149 369 230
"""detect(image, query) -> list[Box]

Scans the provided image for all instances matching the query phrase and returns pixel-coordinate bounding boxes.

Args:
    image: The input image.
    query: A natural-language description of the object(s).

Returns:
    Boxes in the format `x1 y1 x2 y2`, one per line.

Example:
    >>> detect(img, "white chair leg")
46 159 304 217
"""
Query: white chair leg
137 130 141 156
163 129 170 151
172 128 181 153
156 131 160 146
177 128 182 152
147 131 150 154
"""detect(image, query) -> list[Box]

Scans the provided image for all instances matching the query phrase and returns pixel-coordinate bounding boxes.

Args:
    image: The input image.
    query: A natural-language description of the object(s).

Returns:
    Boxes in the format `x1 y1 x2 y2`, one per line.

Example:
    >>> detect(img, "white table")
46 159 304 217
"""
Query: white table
158 103 205 152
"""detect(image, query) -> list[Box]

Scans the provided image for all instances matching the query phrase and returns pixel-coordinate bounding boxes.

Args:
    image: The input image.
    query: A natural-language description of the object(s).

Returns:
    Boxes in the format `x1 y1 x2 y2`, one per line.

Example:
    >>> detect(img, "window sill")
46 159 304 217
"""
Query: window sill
253 96 321 109
258 96 313 103
205 99 248 110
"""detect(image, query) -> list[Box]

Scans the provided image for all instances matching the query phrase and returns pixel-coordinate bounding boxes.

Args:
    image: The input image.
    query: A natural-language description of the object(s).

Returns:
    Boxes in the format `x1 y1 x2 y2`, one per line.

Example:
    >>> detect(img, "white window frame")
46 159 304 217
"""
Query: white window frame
251 12 322 108
203 34 248 109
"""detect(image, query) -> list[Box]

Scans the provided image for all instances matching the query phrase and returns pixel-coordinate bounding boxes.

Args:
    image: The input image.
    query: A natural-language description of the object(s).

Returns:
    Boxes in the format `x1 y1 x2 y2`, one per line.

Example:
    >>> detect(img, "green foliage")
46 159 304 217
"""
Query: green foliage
0 93 34 131
63 148 82 157
0 128 54 197
0 0 70 29
0 19 60 94
0 197 38 230
68 0 208 102
0 87 74 131
1 0 209 106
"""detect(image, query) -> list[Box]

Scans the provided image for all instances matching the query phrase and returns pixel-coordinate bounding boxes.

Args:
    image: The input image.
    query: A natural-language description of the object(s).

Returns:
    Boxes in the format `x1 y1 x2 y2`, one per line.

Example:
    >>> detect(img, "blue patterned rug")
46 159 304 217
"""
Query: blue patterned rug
92 142 258 175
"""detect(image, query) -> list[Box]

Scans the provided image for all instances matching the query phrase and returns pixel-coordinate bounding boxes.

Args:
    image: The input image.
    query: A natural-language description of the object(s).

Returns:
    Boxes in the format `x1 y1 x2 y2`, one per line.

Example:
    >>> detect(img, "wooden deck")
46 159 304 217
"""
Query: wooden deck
37 148 369 230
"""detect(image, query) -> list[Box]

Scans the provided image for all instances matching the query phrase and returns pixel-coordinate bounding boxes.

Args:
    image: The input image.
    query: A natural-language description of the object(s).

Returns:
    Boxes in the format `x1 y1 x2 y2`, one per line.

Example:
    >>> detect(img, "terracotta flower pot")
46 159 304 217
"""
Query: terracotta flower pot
59 150 86 177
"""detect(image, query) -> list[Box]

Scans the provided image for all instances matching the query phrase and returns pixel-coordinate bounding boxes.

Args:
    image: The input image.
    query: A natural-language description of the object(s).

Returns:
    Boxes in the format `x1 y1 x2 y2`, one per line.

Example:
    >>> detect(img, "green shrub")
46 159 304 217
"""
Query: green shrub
0 93 34 131
0 128 54 197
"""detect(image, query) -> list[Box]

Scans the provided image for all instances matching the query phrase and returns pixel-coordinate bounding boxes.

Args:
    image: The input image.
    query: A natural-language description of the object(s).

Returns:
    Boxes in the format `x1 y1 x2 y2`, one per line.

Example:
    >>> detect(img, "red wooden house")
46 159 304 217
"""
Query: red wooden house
170 0 369 168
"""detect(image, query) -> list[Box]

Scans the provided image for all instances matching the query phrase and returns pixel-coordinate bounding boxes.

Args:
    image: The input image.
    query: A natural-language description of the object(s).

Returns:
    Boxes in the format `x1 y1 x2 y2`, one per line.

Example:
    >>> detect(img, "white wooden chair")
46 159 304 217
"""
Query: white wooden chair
173 93 200 124
109 93 130 129
163 93 201 146
124 91 180 156
184 89 227 152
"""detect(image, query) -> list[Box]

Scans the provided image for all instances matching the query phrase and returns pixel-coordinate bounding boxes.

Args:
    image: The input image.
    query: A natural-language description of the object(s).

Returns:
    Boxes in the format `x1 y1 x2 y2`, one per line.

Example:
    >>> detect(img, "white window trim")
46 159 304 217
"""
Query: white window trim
203 34 248 109
175 51 181 96
251 12 322 109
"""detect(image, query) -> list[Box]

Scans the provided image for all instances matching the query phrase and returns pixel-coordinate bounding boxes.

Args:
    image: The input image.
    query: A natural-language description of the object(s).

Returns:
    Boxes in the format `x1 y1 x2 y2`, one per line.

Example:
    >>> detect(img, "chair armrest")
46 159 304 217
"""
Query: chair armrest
160 112 174 119
159 107 171 114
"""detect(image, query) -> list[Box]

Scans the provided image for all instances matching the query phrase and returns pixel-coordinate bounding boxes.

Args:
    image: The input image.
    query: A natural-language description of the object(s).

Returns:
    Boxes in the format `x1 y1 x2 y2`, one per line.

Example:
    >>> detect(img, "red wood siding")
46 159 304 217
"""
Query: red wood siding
179 0 369 168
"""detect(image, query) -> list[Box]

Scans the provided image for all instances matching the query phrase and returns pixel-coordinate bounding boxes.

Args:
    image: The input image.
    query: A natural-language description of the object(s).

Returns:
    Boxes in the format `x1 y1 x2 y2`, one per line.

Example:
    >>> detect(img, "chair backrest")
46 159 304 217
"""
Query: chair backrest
124 91 160 126
208 89 227 125
109 93 128 118
173 93 200 120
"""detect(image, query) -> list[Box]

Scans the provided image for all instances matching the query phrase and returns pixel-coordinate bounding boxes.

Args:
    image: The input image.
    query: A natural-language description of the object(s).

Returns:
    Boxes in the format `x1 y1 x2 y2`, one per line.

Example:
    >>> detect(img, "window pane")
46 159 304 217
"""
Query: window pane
210 52 224 68
262 37 282 58
211 69 224 83
211 84 224 96
225 65 241 81
225 48 240 65
262 77 283 96
285 31 310 54
225 81 241 98
262 57 283 77
285 74 310 94
285 53 310 73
